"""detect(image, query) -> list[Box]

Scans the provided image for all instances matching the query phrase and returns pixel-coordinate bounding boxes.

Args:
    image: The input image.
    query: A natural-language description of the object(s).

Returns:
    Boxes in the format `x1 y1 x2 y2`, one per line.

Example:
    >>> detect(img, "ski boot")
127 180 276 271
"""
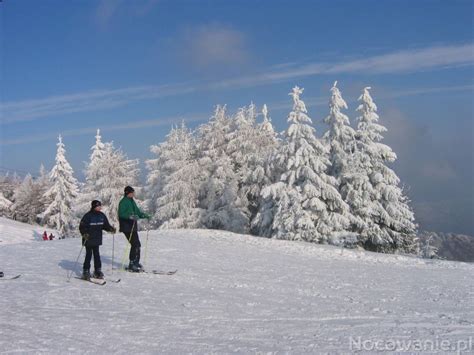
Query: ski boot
0 271 4 278
127 262 140 273
82 269 91 281
93 269 104 279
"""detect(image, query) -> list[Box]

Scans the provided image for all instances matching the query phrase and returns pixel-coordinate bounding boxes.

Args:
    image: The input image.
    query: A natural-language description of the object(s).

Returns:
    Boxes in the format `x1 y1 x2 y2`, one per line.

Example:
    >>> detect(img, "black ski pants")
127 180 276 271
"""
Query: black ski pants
83 245 101 271
124 230 141 263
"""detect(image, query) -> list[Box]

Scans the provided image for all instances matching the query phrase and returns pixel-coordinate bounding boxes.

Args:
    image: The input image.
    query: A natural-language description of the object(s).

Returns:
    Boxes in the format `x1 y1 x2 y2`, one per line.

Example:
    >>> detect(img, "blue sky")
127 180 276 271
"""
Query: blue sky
1 0 473 235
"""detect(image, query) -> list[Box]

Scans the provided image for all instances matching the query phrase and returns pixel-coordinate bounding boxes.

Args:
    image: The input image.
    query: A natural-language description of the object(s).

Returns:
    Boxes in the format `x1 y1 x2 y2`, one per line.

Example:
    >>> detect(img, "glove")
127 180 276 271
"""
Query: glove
144 213 151 220
82 234 90 241
130 215 139 221
110 226 117 233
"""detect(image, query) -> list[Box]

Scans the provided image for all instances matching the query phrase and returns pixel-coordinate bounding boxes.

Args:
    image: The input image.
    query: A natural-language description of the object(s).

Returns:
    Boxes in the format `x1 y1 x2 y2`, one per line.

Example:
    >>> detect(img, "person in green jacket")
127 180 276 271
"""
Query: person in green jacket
118 186 150 272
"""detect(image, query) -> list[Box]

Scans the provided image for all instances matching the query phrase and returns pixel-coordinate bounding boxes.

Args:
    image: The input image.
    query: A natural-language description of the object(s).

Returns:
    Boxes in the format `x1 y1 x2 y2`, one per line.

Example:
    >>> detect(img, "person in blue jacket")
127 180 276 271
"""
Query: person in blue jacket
79 200 116 280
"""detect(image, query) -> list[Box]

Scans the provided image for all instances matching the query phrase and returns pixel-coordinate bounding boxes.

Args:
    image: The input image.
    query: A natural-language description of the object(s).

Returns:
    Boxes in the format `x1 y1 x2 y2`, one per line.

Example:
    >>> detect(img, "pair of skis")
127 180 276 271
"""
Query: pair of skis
75 269 177 286
74 276 120 286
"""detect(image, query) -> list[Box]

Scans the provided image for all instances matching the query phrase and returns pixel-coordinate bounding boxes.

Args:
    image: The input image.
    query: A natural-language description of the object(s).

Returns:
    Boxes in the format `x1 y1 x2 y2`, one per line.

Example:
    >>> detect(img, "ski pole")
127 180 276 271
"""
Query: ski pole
67 244 84 282
143 227 150 270
111 233 115 273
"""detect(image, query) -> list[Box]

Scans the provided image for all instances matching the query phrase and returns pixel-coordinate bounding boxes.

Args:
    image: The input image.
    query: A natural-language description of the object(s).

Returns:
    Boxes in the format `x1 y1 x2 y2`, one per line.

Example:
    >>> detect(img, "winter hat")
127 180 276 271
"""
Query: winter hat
91 200 102 209
124 186 135 195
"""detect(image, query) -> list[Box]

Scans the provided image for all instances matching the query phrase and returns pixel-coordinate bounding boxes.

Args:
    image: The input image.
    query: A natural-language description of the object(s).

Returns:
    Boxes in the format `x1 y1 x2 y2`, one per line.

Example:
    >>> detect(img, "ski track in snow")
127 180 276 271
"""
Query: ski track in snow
0 220 473 353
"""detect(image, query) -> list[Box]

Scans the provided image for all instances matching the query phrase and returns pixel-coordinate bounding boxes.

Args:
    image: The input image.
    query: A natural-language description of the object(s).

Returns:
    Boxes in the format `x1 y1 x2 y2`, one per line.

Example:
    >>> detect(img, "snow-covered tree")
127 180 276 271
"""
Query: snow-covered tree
75 130 140 226
323 81 357 178
419 235 438 259
249 104 280 234
10 175 36 223
0 173 21 218
226 102 276 225
0 173 21 203
342 87 417 253
97 142 140 227
146 122 203 228
10 166 49 224
256 86 350 244
42 135 79 237
196 105 248 233
76 129 107 216
0 193 12 216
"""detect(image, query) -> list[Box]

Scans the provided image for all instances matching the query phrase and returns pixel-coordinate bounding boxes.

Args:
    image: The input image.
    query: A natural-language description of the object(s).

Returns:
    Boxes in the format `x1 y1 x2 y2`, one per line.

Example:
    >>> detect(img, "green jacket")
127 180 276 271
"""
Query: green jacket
118 196 149 220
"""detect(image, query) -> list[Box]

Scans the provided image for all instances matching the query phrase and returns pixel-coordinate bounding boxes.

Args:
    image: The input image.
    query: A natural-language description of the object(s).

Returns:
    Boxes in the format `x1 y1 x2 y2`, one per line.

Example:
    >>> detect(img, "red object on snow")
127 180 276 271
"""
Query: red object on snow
43 231 48 241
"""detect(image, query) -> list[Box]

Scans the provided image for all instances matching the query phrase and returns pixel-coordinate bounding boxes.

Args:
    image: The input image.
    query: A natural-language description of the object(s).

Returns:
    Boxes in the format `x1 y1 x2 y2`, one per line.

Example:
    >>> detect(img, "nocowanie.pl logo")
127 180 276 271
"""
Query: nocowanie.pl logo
350 336 473 353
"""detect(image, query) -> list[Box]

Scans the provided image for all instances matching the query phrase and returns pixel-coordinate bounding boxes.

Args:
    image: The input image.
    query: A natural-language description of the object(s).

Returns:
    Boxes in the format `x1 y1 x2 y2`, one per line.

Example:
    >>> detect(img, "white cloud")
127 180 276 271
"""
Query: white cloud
212 43 474 89
0 114 205 146
178 24 250 69
94 0 158 27
1 84 196 123
95 0 123 28
2 43 472 123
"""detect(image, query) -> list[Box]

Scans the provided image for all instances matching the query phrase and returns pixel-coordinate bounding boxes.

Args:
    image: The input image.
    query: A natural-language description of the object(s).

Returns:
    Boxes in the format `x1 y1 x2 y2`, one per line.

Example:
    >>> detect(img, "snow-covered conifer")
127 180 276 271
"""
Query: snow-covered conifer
323 81 357 177
249 104 280 234
10 174 36 223
97 142 140 226
146 122 203 228
257 86 350 243
76 130 139 226
42 136 79 237
76 129 107 216
342 87 417 253
197 105 248 233
0 193 12 216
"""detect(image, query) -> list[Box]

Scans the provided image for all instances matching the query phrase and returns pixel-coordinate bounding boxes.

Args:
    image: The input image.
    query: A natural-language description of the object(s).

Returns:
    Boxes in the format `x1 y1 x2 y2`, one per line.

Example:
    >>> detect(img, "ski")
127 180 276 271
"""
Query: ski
124 268 177 275
74 276 106 285
0 274 21 280
151 269 177 275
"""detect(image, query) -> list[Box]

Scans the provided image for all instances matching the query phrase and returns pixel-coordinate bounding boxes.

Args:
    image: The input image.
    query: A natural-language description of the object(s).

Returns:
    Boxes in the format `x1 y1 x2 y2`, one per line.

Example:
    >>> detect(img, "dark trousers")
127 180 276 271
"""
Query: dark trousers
124 230 141 263
83 245 101 271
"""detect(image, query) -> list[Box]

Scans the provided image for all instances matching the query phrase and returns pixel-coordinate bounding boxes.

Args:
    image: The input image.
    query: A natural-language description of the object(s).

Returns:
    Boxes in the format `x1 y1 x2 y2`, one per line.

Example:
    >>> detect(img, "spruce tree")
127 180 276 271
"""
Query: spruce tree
323 81 357 177
343 87 417 252
197 105 248 233
42 135 79 237
146 122 203 228
11 174 37 223
249 104 280 235
258 86 350 243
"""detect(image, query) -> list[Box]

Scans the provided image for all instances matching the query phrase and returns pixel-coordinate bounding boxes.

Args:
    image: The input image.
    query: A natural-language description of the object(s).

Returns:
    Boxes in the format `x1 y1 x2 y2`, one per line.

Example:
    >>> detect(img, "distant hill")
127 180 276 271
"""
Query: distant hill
418 231 474 262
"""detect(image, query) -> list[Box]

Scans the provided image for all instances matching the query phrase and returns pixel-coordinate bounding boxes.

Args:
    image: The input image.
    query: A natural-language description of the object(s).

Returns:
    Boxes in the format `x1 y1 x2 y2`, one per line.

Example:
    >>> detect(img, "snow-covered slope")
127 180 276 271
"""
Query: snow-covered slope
0 219 473 353
0 217 58 245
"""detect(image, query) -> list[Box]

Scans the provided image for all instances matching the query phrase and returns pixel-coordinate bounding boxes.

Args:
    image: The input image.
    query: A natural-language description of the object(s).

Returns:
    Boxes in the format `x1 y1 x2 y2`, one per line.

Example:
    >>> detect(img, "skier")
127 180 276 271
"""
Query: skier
42 231 48 241
49 233 55 241
118 186 150 272
79 200 116 280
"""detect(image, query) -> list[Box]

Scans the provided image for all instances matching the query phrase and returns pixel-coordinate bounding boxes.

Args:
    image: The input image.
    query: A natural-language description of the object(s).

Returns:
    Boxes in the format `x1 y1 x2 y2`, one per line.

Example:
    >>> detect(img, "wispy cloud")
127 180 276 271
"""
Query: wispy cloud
1 114 205 146
95 0 123 28
212 43 474 89
1 84 196 124
2 43 472 124
177 24 250 69
94 0 159 27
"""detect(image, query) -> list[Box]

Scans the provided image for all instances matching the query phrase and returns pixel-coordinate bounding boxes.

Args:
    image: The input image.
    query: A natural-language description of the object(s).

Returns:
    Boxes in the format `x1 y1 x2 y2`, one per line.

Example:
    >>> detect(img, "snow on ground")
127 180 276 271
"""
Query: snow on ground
0 217 57 245
0 219 473 353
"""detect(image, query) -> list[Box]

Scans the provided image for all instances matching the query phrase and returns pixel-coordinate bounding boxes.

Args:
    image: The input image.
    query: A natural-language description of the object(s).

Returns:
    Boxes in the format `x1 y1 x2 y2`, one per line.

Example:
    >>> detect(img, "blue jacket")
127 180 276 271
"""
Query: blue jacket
79 210 114 247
